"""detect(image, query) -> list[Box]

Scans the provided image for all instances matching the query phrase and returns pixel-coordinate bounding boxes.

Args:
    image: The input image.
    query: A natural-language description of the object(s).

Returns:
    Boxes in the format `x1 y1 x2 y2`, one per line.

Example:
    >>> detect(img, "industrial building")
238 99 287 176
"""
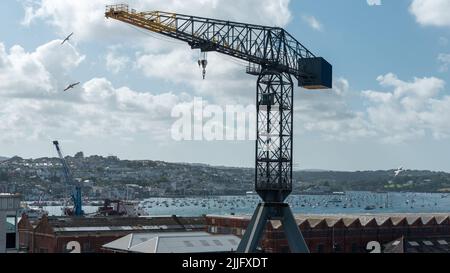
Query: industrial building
103 232 241 253
18 214 206 253
0 193 21 253
206 214 450 253
16 212 450 253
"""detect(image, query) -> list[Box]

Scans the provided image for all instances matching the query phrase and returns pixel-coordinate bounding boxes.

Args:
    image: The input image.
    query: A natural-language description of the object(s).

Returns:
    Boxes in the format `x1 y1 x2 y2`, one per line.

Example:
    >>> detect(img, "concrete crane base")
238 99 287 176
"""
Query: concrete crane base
237 202 310 253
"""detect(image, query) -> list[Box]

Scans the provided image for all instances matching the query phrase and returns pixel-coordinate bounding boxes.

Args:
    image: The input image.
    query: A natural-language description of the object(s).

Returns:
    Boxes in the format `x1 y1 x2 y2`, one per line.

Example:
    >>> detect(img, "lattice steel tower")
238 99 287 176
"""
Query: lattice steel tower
105 4 332 253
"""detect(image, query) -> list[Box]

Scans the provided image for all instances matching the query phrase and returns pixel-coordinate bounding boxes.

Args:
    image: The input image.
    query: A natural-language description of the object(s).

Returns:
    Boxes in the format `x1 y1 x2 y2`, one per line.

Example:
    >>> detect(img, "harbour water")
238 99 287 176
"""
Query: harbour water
40 191 450 217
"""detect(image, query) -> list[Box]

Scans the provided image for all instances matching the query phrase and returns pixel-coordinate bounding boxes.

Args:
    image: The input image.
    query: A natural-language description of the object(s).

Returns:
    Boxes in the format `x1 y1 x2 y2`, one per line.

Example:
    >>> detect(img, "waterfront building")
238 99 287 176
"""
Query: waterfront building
206 214 450 253
18 215 206 253
0 193 21 253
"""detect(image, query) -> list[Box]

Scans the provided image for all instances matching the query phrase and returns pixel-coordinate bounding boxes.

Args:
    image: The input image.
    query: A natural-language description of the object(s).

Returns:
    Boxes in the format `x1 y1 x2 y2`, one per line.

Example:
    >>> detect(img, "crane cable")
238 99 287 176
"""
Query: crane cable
126 23 248 66
126 22 254 78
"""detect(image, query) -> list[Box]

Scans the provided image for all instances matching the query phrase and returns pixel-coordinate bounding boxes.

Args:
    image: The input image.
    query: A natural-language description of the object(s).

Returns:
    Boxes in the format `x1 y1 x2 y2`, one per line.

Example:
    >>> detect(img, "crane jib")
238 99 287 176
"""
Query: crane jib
105 4 332 89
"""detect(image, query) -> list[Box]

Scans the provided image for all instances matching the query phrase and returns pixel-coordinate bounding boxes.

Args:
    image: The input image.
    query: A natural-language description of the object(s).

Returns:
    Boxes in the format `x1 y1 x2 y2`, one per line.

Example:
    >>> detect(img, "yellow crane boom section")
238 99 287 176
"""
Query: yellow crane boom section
105 4 177 33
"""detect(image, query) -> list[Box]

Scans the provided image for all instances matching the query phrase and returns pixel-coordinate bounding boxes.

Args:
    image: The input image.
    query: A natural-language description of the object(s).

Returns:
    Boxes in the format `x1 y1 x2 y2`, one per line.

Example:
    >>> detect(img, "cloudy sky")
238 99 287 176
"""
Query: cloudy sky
1 0 450 171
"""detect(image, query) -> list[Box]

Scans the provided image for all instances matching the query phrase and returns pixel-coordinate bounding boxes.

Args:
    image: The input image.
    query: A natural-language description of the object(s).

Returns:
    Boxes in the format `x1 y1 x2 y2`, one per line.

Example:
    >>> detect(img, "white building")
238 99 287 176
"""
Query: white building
0 193 21 253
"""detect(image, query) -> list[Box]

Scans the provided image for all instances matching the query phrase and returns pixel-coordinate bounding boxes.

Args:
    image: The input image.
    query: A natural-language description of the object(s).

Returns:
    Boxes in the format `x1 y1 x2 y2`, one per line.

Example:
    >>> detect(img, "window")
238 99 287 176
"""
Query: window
317 244 325 253
6 234 16 249
209 226 218 233
334 244 342 253
39 248 48 253
83 242 91 252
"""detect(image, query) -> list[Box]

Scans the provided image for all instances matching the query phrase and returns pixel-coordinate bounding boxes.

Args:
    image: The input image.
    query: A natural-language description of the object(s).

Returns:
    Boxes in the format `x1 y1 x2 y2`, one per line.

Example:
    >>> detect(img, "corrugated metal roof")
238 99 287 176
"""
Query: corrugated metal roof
46 215 205 229
103 232 240 253
53 225 171 232
385 237 450 253
156 235 240 253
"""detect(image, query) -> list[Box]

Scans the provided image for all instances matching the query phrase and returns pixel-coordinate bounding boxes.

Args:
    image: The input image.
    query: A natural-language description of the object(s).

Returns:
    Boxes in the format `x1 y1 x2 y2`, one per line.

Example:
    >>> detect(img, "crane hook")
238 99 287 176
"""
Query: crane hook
198 51 208 80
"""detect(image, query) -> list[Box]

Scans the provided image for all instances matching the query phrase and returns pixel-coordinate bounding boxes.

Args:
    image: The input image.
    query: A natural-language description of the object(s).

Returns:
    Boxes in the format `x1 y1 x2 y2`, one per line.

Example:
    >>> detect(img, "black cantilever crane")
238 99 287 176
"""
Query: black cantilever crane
105 4 332 253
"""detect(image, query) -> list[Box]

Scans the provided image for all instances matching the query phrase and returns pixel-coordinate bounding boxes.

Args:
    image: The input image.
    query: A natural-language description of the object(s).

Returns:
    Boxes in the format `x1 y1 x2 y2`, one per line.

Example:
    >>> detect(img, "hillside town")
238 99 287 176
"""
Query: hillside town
0 154 254 201
1 154 450 202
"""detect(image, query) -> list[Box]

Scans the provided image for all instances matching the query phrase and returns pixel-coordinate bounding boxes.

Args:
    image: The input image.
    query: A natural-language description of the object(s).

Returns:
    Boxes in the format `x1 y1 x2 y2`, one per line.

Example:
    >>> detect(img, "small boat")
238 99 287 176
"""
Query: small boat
332 192 346 196
329 196 343 203
365 205 376 211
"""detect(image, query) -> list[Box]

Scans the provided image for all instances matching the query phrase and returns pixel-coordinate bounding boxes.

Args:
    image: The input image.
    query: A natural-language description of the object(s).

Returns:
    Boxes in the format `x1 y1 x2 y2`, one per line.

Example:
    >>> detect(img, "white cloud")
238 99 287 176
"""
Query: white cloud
297 73 450 143
136 48 254 104
439 37 449 46
10 1 450 148
362 73 450 143
410 0 450 27
2 39 450 149
0 40 84 98
0 77 194 143
438 53 450 72
296 77 375 141
302 15 323 31
105 47 130 74
367 0 382 6
11 0 296 146
19 0 295 104
0 40 193 143
20 0 292 42
76 78 192 138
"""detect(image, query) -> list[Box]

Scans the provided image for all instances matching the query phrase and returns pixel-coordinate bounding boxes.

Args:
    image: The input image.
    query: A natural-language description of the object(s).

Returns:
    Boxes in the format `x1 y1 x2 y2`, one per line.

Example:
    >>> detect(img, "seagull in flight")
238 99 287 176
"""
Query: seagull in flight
394 167 404 177
63 82 80 92
61 32 74 45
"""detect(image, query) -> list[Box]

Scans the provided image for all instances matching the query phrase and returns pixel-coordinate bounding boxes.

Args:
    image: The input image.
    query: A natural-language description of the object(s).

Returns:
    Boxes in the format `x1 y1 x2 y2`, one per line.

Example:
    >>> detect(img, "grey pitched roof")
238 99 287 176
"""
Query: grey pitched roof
103 232 241 253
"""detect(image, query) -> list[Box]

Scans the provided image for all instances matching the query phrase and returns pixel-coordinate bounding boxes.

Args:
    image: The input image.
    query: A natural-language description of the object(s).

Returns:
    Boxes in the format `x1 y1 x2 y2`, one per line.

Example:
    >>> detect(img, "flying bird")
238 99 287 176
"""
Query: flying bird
63 82 80 92
61 32 74 45
394 167 404 177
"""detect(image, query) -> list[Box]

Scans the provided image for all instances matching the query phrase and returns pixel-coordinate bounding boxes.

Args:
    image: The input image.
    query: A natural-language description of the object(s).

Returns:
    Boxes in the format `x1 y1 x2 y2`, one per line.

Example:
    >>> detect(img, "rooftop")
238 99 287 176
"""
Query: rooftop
45 215 205 227
0 193 21 197
384 237 450 253
103 232 241 253
206 213 450 229
32 215 207 234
